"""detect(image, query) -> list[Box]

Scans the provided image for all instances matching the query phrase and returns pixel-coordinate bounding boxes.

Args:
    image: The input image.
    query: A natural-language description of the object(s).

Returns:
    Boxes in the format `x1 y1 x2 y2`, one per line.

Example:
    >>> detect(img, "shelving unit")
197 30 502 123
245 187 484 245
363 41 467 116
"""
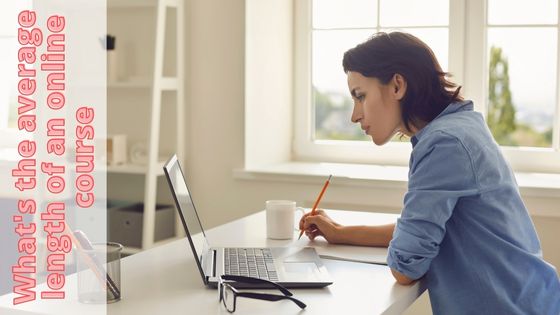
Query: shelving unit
108 0 185 253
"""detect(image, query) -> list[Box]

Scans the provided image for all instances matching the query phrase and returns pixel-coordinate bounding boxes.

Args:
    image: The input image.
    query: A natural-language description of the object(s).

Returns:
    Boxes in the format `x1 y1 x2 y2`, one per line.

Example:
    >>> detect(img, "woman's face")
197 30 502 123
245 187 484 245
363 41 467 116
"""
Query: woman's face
347 71 408 145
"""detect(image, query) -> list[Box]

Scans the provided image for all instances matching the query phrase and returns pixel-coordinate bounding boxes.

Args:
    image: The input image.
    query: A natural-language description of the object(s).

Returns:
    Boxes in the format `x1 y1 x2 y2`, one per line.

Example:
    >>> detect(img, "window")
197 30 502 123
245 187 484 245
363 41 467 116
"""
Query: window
0 37 18 130
0 6 20 130
0 0 32 153
487 0 557 148
0 1 32 150
311 0 449 142
294 0 560 172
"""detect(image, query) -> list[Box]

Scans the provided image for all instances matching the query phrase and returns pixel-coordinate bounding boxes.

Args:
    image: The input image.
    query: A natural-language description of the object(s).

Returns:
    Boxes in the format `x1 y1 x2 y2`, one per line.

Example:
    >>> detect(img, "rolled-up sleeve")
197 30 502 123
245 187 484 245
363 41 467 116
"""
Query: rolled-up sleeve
387 131 479 280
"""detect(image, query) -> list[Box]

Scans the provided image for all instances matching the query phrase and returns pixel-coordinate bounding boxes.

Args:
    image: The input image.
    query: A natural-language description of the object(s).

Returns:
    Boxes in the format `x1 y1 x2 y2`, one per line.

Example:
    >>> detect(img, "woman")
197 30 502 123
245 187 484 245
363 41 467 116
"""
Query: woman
299 32 560 315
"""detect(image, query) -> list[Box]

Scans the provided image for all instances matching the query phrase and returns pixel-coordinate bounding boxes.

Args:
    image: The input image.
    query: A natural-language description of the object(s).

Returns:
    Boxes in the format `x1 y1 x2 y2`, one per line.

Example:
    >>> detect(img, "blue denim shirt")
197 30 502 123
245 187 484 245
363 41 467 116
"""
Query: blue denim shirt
387 100 560 315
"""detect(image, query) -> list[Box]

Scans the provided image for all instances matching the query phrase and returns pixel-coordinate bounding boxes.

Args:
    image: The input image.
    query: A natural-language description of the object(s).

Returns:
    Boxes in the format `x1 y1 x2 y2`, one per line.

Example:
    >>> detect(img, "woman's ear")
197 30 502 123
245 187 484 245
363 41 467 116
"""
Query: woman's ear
392 73 407 101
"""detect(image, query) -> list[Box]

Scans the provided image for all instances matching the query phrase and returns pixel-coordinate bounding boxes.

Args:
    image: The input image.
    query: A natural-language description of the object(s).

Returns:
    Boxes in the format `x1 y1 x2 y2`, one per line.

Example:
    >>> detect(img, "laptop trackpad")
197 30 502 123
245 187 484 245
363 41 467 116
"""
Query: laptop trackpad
283 262 318 274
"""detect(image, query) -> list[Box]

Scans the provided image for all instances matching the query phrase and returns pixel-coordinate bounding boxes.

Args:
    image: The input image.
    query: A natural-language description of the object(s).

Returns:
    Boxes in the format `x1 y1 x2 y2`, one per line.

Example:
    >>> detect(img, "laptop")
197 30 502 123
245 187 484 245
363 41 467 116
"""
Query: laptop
163 154 333 289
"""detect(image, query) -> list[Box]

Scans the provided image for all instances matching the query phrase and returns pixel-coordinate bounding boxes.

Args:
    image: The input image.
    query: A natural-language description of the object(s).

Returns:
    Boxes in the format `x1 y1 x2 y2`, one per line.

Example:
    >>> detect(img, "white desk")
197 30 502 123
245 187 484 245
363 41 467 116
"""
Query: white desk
0 210 425 314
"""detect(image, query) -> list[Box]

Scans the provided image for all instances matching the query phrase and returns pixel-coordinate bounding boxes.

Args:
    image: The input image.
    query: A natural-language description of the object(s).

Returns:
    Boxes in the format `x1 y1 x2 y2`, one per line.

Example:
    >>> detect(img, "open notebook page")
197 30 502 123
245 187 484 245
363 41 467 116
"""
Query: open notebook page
293 237 388 265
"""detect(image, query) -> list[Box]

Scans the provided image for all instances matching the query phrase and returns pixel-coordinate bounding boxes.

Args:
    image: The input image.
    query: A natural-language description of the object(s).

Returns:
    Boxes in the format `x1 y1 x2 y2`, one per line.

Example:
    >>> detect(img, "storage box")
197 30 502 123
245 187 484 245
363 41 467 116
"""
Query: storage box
108 200 175 248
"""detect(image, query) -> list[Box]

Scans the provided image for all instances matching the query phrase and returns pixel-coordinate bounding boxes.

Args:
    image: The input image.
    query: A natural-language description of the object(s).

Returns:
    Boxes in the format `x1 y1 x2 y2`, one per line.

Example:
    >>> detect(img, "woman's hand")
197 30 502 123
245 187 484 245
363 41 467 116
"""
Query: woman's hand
299 209 343 244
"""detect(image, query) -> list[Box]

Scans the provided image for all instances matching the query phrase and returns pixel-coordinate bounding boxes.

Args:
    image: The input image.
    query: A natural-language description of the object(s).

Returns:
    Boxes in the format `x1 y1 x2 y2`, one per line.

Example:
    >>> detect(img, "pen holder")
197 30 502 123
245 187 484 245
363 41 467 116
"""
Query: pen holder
77 242 123 304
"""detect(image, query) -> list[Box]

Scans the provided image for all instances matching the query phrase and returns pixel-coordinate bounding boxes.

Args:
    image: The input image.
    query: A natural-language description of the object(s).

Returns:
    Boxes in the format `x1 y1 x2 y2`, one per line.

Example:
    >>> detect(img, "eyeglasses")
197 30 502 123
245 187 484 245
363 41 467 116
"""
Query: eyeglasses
218 275 307 313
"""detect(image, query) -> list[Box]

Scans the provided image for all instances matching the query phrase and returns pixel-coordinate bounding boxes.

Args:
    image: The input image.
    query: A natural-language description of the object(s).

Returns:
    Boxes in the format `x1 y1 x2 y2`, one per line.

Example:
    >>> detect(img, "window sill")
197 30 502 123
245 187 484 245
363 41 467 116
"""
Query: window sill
234 162 409 190
233 161 560 209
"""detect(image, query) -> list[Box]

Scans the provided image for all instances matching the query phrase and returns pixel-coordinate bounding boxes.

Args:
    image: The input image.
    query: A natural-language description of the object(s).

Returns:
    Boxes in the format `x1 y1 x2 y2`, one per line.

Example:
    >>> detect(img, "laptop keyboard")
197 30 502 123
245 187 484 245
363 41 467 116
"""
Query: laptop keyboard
224 248 279 282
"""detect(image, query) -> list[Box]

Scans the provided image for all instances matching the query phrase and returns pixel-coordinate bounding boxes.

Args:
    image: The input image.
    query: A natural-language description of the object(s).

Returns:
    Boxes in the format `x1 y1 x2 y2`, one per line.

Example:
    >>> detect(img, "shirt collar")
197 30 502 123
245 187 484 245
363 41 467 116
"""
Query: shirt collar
410 100 474 147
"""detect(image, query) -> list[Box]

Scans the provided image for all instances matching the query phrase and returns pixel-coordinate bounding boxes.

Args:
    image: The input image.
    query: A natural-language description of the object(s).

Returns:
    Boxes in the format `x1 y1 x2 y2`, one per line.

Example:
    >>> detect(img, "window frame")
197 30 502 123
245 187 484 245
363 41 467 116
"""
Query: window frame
0 35 14 131
0 1 29 133
0 36 30 150
293 0 560 173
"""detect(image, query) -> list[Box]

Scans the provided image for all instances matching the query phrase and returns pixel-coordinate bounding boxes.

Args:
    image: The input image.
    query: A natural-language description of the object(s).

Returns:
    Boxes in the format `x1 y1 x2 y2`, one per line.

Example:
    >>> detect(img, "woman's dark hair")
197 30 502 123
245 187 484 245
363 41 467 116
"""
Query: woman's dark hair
342 31 463 132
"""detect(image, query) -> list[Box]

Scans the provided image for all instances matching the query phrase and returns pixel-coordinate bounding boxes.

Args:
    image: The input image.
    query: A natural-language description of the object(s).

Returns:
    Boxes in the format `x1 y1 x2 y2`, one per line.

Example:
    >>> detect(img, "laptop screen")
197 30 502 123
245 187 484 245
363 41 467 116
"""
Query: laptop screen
163 155 209 265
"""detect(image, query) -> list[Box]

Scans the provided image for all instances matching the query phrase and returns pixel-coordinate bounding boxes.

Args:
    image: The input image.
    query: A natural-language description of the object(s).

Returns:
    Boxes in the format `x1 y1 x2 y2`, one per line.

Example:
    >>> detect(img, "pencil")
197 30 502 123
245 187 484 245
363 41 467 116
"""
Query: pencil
298 175 332 240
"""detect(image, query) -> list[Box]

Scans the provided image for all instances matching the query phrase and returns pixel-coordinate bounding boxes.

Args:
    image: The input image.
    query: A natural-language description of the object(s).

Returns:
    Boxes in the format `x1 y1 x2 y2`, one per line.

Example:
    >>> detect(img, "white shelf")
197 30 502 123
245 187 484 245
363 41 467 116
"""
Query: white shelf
109 0 178 8
107 161 166 175
109 0 157 8
108 77 178 90
161 77 179 90
108 79 150 88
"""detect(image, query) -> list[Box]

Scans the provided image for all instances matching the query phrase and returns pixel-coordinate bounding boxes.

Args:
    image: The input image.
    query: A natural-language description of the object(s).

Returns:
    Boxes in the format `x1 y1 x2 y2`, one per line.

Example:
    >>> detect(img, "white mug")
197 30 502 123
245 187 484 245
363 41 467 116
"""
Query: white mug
265 200 305 240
